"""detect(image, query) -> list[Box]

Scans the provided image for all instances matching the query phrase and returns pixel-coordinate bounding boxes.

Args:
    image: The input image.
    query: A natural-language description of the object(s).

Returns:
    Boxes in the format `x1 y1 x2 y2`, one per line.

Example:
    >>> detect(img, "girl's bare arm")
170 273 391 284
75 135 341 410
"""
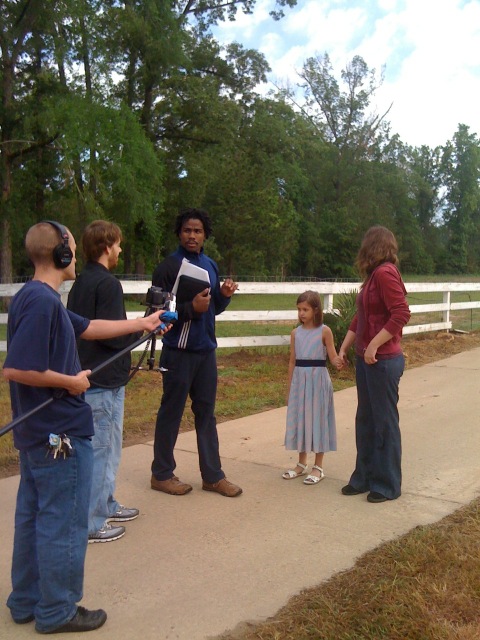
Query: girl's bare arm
287 330 296 401
322 325 343 369
339 329 356 366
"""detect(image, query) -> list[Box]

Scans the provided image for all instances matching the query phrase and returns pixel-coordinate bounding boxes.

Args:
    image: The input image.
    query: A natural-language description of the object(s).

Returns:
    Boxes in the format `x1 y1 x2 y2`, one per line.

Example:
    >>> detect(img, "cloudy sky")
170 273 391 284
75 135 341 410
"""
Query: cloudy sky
212 0 480 149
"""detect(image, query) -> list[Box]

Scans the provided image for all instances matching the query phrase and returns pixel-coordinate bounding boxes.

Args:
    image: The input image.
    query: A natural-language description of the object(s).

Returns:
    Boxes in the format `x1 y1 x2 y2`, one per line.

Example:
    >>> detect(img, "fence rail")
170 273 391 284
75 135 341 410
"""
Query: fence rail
1 280 480 351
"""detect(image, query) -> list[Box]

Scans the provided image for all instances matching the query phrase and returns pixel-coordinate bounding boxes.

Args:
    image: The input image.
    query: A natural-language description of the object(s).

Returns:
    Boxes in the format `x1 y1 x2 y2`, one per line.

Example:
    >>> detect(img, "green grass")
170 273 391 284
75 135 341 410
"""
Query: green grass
227 293 299 310
216 322 295 337
407 291 480 305
0 353 17 471
126 288 480 336
218 498 480 640
404 274 480 282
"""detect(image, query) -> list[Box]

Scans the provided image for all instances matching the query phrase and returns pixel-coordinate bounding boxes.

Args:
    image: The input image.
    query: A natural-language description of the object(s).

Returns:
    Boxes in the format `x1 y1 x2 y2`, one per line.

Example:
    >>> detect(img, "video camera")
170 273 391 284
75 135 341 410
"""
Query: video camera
134 287 177 373
144 286 177 328
145 286 176 313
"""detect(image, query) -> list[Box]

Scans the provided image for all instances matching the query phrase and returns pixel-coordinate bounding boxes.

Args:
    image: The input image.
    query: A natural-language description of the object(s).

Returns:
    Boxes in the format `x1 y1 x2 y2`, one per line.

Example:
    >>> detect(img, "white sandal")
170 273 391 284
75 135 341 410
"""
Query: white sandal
282 462 308 479
303 465 325 485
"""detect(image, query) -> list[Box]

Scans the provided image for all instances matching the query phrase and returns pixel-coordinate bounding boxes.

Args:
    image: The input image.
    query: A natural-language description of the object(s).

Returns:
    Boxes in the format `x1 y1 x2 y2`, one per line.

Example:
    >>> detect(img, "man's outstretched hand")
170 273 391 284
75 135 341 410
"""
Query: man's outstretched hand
220 278 238 298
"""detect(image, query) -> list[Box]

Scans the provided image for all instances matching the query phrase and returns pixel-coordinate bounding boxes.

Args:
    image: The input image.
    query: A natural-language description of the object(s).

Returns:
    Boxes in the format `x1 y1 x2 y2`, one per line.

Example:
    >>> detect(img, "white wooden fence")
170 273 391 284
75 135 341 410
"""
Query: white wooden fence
1 280 480 351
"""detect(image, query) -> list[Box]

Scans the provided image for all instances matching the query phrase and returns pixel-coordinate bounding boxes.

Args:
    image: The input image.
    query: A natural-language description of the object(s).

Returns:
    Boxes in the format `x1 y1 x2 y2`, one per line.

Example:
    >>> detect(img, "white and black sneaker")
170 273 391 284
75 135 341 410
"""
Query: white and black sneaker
107 505 139 522
88 522 125 544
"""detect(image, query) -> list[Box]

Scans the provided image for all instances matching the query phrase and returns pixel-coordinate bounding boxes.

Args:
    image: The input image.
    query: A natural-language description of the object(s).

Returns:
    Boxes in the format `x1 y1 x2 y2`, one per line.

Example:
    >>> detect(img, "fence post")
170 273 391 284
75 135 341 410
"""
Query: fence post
323 293 334 313
443 291 451 326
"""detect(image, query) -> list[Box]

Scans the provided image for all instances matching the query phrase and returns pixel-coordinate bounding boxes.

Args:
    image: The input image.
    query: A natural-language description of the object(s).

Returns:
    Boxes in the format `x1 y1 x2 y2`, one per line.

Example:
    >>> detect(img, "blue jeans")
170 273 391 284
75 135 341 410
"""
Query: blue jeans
85 386 125 534
7 436 93 633
349 354 405 499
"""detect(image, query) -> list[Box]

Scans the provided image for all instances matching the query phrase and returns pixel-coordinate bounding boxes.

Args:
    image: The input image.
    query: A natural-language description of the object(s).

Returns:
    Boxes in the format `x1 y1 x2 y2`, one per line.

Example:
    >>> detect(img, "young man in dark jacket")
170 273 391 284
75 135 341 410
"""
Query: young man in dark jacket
67 221 141 542
151 208 242 497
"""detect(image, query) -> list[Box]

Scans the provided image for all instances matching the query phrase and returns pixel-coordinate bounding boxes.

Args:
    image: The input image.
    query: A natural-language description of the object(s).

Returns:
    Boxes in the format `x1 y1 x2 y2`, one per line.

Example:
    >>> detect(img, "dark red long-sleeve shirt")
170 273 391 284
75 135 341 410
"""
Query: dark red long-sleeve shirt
349 262 411 358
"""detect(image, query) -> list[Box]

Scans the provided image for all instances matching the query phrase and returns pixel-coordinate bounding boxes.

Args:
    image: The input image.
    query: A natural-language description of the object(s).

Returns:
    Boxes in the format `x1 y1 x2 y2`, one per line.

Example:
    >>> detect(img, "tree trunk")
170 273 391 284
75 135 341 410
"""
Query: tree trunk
0 216 13 283
0 53 14 283
135 257 146 277
80 14 97 196
53 24 87 229
123 243 132 274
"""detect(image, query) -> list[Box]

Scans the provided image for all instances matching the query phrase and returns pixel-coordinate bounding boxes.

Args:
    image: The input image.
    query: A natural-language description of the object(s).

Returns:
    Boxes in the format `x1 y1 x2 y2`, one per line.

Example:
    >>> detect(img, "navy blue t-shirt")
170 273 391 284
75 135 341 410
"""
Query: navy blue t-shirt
4 280 94 451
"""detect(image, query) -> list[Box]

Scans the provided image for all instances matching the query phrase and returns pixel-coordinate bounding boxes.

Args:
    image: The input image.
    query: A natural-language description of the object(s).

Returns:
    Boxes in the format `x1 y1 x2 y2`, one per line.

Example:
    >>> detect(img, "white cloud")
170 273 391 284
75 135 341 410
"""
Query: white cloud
281 2 369 65
212 0 480 147
367 0 480 146
377 0 400 11
215 0 272 41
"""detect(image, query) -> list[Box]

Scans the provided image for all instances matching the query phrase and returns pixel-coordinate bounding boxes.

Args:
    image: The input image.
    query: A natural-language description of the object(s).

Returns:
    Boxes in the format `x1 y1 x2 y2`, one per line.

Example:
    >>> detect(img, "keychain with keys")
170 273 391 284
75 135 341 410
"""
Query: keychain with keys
47 433 72 459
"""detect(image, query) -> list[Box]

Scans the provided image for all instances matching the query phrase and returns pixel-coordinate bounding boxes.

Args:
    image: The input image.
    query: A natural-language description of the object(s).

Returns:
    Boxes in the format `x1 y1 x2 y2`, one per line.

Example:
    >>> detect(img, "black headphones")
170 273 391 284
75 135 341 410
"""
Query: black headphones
43 220 73 269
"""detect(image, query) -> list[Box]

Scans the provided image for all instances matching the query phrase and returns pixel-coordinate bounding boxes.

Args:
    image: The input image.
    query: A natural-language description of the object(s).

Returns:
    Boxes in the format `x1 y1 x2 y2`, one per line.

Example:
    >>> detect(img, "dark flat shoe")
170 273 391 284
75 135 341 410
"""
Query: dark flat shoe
367 491 388 503
341 484 365 496
37 606 107 634
13 613 35 624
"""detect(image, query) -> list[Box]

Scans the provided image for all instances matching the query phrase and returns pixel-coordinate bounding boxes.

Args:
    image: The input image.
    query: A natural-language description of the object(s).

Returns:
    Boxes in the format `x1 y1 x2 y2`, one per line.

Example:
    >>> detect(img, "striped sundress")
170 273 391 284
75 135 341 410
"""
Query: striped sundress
285 324 337 453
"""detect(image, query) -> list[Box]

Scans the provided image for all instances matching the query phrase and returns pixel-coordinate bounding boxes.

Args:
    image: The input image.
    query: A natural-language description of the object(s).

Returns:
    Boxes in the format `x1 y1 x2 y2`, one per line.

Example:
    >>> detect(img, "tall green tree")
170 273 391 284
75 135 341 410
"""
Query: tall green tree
441 125 480 273
149 34 272 252
281 54 393 275
0 0 59 281
298 53 391 197
202 97 303 276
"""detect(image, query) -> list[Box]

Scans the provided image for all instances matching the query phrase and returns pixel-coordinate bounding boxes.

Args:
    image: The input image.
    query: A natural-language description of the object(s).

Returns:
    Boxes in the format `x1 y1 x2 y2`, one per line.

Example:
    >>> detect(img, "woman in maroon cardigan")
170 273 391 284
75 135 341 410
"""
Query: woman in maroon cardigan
339 226 411 503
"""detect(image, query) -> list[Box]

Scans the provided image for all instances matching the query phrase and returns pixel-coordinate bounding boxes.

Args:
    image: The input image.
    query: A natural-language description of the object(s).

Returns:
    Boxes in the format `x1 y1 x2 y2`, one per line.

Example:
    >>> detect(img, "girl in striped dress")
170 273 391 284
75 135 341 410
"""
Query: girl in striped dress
283 291 342 485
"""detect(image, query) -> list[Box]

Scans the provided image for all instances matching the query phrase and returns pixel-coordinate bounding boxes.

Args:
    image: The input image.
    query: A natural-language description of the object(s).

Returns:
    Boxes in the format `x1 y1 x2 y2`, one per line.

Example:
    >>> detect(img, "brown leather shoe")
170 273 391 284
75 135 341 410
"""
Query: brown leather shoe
151 475 192 495
202 478 242 497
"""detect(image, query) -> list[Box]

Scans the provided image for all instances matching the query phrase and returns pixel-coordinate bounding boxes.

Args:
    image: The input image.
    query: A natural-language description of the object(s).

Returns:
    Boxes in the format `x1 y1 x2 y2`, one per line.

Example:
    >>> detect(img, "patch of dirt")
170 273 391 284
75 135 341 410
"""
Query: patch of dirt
0 460 21 479
2 331 480 479
402 330 480 367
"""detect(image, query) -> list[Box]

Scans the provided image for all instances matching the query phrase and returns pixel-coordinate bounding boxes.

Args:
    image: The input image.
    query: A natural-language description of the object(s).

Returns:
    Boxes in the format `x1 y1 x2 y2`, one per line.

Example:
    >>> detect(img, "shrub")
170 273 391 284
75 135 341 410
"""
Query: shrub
325 290 358 363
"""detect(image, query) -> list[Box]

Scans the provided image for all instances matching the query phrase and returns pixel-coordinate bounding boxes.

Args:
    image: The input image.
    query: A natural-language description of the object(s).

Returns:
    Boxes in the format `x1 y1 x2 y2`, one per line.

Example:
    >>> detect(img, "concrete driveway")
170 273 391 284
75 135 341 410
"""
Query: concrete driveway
1 348 479 639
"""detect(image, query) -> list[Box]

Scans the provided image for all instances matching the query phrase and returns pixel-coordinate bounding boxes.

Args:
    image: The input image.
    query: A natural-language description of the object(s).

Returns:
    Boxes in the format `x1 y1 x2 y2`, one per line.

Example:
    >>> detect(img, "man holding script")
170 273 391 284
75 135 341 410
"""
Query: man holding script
150 208 242 497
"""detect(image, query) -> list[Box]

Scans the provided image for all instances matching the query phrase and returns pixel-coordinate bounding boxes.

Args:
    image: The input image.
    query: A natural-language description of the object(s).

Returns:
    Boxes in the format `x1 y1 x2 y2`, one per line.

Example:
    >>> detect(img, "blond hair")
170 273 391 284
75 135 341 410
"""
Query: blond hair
25 222 69 267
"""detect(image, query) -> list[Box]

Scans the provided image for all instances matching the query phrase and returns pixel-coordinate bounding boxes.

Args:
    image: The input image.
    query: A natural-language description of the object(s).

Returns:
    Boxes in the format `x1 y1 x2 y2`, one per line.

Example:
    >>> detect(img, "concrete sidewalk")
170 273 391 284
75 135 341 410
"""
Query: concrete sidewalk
1 348 479 639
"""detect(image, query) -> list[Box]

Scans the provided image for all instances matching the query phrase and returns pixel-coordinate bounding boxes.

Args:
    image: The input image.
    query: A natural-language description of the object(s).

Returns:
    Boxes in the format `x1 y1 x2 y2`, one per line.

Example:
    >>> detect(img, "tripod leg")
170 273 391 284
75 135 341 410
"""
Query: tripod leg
148 335 157 370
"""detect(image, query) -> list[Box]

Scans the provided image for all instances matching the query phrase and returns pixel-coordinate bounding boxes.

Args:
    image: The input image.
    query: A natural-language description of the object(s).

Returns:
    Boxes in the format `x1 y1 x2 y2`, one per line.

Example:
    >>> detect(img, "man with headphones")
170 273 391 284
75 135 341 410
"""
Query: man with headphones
3 221 170 634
